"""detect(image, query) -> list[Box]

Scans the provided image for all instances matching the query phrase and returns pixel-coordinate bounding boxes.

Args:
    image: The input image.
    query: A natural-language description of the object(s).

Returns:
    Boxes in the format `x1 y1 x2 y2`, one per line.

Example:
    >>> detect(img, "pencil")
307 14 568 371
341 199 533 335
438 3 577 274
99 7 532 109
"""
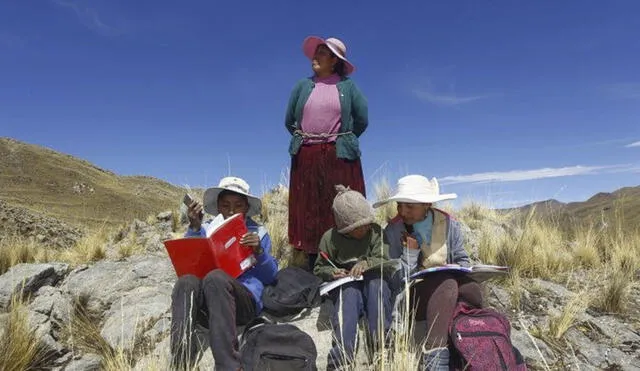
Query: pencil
320 251 340 270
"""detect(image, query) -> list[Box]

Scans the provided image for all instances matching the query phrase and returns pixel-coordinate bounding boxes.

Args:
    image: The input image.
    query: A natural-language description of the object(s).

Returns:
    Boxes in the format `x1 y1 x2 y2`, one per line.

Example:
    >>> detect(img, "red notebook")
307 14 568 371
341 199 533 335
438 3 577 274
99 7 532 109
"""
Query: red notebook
163 213 257 279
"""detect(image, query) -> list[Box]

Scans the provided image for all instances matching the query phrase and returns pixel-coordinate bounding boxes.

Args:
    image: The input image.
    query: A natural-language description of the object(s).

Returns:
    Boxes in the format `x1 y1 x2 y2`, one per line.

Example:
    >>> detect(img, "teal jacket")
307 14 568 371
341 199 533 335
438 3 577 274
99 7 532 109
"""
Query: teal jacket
284 76 368 160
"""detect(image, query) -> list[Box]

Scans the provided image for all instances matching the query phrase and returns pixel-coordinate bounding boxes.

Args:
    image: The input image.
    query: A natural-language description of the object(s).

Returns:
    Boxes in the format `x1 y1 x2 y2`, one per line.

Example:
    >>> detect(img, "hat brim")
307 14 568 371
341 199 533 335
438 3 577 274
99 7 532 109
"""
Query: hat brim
302 36 356 75
372 193 458 208
203 187 262 217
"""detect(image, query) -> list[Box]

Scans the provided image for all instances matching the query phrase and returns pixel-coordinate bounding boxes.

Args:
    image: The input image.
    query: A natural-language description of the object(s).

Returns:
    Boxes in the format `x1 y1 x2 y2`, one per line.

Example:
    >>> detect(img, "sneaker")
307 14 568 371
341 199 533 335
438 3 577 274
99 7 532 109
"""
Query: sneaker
421 346 449 371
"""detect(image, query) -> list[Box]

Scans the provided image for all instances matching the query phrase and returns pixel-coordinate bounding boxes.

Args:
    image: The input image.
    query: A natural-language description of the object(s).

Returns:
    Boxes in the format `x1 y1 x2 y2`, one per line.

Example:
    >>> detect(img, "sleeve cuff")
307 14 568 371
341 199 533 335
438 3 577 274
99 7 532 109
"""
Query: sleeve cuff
184 227 204 238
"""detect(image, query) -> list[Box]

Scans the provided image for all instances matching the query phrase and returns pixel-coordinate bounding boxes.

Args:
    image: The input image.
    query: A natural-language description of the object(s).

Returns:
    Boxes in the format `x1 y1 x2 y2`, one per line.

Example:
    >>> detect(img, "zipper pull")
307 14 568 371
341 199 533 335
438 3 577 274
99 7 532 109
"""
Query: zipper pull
457 332 462 341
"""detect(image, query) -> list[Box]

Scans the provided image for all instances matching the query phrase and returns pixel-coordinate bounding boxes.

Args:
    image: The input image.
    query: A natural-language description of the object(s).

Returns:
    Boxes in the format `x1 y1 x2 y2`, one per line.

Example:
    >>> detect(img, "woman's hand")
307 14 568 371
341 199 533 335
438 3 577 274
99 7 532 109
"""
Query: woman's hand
187 201 204 231
349 260 368 277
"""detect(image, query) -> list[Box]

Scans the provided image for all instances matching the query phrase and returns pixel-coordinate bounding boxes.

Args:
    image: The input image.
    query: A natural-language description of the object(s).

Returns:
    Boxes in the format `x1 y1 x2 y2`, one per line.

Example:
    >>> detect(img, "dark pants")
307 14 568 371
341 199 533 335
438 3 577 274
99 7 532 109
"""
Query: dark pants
170 269 256 371
410 272 483 349
327 277 392 369
308 253 318 271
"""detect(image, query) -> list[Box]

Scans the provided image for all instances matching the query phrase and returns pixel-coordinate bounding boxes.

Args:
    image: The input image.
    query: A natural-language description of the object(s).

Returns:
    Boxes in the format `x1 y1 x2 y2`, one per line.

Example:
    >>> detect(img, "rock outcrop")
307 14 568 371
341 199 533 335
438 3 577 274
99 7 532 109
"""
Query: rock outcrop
0 200 83 248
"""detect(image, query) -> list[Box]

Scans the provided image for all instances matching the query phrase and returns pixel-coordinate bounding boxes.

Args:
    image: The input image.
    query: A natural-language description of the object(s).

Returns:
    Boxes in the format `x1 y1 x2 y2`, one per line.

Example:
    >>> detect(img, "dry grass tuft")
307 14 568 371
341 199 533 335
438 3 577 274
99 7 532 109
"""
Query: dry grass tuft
373 177 397 226
260 185 291 266
593 269 634 314
63 294 134 370
57 225 110 265
547 292 591 340
0 235 52 275
455 200 639 317
0 294 51 370
116 234 145 260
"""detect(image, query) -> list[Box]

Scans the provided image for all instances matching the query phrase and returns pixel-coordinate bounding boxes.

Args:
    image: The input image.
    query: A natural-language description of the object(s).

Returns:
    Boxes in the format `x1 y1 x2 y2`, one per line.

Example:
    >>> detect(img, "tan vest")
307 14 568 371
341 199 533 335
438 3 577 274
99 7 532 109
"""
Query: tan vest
419 209 448 268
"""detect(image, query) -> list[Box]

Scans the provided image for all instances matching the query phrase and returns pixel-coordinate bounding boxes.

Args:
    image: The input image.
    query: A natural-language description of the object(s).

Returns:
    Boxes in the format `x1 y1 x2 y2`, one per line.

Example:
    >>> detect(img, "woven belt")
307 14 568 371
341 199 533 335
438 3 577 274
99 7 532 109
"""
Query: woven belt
294 130 352 139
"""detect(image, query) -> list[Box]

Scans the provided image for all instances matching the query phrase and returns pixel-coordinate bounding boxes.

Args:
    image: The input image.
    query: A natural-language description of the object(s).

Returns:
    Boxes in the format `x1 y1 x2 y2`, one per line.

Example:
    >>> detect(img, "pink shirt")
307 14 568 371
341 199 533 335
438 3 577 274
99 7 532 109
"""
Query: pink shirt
300 74 342 144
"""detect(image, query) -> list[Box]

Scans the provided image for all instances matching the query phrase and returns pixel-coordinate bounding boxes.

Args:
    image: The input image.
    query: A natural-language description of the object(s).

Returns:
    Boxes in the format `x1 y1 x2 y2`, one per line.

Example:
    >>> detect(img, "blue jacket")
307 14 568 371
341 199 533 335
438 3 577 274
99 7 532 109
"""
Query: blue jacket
384 209 470 285
185 218 278 313
285 76 368 160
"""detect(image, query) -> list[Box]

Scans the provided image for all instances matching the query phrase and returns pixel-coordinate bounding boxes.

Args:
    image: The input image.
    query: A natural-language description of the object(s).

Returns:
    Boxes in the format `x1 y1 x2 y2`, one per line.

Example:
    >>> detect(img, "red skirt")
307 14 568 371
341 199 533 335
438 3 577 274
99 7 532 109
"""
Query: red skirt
288 143 366 254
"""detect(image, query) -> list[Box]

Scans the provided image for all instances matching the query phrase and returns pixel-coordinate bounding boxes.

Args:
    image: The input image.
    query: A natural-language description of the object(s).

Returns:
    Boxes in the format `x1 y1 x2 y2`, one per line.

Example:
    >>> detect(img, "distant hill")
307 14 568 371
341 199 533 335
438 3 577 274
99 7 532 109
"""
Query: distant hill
505 186 640 231
0 137 195 229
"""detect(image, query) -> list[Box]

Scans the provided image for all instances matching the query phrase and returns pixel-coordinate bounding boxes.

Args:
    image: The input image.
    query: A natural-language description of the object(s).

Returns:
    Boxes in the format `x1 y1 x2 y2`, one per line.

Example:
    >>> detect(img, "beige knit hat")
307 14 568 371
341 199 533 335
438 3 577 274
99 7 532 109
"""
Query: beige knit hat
332 185 375 234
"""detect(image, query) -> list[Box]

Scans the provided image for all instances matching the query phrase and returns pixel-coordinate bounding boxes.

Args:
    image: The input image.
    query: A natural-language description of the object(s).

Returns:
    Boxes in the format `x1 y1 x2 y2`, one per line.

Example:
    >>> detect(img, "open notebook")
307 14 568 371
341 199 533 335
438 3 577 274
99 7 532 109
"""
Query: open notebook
408 264 509 282
319 260 398 296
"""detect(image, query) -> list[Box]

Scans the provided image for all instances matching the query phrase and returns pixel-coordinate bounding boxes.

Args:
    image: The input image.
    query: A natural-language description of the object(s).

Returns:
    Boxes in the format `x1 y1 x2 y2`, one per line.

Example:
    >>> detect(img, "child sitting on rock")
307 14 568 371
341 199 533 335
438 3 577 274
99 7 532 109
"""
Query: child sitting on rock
313 185 393 370
171 176 278 371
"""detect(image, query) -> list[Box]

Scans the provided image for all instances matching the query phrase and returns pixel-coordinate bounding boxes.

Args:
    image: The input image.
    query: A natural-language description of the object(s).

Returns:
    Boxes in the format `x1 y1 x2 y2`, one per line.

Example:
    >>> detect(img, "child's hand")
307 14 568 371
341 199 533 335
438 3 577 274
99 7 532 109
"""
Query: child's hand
240 232 261 251
402 232 420 250
332 269 349 279
349 260 368 277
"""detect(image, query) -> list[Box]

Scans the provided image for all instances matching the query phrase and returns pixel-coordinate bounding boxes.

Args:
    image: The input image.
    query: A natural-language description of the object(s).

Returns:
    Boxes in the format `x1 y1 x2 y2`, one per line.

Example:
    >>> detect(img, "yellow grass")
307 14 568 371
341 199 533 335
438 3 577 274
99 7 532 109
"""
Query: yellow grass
2 181 639 370
117 234 146 260
0 294 50 370
260 185 291 265
547 292 591 340
594 269 634 314
0 235 52 275
373 177 396 226
57 225 110 265
62 294 140 370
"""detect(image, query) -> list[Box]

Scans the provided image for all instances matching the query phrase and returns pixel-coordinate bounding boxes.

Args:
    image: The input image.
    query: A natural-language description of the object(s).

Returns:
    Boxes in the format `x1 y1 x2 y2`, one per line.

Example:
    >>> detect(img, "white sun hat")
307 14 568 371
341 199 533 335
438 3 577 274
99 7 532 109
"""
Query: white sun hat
203 176 262 217
373 175 457 208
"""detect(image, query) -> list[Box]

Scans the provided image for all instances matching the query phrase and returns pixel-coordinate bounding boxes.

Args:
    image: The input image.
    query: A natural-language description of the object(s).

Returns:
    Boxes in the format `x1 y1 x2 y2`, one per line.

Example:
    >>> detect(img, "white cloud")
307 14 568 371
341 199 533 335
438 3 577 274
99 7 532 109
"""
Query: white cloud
412 89 489 106
412 77 492 107
625 141 640 148
51 0 126 37
440 164 633 185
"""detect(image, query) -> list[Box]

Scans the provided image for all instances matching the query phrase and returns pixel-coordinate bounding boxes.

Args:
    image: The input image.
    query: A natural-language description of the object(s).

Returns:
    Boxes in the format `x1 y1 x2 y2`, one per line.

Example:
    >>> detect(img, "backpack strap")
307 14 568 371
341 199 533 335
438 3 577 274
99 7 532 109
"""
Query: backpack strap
240 316 275 349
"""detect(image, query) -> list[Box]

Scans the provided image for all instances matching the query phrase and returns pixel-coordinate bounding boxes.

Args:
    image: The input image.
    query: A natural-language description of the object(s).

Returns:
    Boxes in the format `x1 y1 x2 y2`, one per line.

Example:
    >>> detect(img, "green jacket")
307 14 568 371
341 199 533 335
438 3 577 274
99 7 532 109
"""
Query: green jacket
313 224 392 282
284 77 368 161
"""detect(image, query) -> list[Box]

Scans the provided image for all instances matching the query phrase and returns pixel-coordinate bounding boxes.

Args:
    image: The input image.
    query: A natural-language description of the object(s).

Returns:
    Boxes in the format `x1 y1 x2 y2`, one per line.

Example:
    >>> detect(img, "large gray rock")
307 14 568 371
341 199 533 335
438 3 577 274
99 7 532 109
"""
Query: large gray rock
133 333 213 371
100 284 173 351
564 327 637 370
63 353 102 371
61 255 175 314
0 263 68 310
510 327 556 367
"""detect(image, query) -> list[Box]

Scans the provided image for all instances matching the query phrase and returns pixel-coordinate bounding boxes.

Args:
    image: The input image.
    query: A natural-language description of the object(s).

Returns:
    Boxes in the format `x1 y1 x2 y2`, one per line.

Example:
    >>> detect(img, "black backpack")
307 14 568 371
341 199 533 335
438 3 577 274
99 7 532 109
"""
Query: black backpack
239 317 318 371
261 266 322 317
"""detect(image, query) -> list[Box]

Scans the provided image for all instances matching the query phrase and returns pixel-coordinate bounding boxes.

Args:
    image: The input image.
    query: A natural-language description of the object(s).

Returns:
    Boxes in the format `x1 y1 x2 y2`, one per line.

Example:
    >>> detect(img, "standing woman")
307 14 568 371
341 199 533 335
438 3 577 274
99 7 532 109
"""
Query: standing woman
285 36 369 270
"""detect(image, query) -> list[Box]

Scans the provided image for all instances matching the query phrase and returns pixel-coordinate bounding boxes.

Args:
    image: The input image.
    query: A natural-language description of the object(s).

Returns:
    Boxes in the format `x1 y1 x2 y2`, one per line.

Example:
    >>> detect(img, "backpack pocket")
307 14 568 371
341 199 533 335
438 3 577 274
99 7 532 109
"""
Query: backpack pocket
258 352 311 371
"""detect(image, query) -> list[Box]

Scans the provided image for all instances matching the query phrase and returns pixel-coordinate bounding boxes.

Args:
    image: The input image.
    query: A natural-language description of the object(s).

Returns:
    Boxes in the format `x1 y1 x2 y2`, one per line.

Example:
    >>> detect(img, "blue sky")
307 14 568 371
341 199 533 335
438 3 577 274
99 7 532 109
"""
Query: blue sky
1 0 639 208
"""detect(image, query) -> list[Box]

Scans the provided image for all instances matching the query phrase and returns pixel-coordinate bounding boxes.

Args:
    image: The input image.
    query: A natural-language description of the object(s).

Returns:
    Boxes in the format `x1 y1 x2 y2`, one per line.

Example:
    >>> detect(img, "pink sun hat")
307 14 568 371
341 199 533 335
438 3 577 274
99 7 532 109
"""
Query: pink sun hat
302 36 356 75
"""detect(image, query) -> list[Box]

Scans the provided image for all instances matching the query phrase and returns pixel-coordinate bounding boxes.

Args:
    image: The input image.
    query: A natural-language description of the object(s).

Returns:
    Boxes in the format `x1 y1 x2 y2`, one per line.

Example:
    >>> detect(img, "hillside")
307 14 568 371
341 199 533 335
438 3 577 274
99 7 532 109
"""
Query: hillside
506 186 640 231
0 137 190 229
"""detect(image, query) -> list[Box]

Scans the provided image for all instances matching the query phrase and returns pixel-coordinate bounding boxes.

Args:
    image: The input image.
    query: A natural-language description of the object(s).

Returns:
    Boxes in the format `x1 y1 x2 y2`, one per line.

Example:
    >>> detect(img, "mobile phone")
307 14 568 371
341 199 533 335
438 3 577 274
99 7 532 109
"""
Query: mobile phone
183 193 194 207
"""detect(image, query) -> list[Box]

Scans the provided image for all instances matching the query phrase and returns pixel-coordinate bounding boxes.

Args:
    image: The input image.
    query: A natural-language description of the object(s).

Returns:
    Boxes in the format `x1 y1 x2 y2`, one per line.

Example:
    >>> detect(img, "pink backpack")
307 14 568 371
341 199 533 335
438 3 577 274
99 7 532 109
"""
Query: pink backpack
449 301 527 371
